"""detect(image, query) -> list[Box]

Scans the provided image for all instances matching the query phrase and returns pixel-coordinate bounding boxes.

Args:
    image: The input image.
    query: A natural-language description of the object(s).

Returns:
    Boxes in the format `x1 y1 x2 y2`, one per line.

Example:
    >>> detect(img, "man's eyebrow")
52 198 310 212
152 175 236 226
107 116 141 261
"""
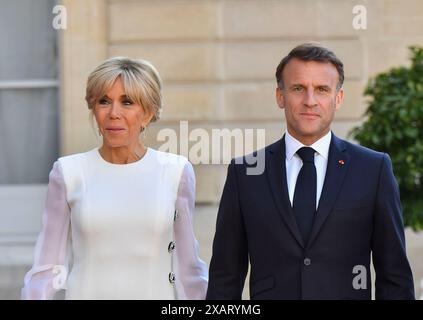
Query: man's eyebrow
287 83 333 89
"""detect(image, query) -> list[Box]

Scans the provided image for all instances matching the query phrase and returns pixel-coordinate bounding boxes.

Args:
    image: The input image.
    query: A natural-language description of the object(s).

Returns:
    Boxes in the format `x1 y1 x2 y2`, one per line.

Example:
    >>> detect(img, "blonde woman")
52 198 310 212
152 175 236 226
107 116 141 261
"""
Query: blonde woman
22 57 208 299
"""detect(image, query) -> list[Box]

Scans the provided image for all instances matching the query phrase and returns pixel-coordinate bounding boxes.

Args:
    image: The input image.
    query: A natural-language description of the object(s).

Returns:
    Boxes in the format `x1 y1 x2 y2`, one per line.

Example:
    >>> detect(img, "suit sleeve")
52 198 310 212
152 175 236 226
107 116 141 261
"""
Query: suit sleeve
372 153 415 300
206 160 248 300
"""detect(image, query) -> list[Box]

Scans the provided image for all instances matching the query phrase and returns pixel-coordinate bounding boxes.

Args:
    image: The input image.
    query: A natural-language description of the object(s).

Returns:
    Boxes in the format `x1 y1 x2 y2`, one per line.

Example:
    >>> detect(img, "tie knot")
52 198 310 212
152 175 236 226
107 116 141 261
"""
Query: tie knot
297 147 315 163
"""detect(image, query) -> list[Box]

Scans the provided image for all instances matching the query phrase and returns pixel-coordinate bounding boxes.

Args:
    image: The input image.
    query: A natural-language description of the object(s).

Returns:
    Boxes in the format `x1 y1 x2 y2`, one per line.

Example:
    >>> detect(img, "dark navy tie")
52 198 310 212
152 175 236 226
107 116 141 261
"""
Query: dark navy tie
293 147 317 245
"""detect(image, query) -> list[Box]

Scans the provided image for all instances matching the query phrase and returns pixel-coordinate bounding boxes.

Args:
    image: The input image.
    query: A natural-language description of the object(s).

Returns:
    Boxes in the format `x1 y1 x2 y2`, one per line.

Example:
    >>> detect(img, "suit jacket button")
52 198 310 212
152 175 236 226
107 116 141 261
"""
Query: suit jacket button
169 272 175 284
304 258 311 266
168 241 175 253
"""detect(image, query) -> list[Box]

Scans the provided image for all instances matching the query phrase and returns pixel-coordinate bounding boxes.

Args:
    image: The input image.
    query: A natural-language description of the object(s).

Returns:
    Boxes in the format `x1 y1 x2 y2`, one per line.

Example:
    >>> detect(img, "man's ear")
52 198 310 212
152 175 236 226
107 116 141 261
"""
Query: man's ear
276 87 285 109
335 88 344 111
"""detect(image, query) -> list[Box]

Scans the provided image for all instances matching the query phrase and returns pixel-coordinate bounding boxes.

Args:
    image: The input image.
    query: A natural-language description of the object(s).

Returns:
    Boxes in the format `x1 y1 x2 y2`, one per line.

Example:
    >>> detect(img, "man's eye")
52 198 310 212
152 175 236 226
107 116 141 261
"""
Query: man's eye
318 87 329 93
293 86 303 92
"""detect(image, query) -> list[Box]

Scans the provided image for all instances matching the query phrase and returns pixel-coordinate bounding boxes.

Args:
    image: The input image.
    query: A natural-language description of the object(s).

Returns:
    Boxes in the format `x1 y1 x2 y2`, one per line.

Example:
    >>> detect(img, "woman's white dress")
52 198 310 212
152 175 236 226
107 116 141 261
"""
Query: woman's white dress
21 147 208 299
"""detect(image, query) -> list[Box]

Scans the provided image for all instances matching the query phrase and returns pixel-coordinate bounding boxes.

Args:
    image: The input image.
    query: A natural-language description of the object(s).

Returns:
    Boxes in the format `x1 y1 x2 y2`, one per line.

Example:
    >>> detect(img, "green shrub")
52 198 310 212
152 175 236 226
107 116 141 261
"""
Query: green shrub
350 46 423 230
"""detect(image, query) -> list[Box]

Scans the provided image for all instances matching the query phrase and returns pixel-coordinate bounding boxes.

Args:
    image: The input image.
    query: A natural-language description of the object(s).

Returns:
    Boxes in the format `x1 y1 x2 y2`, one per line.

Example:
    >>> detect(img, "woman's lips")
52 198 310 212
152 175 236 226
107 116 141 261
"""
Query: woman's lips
106 128 125 132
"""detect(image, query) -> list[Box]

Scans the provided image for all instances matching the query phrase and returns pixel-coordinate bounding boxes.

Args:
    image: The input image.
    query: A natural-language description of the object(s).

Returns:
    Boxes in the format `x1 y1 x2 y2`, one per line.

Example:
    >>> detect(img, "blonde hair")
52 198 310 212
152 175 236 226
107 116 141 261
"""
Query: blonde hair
85 57 162 122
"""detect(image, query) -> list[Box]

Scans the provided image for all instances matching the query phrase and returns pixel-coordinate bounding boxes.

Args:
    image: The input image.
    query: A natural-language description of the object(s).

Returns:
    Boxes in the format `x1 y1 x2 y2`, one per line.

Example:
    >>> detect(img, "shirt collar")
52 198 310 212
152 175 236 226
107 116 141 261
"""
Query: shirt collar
285 130 332 161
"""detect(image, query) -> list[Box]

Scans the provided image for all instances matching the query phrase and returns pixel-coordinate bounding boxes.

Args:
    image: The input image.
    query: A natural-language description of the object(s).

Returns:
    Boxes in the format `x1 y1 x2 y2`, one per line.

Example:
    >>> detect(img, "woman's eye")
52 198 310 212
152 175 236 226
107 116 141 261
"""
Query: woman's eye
98 99 109 105
122 100 133 105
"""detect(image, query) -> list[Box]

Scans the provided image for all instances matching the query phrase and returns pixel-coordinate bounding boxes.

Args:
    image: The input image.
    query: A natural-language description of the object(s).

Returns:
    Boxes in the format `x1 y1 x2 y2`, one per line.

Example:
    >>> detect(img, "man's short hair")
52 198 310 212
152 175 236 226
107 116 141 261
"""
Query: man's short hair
275 43 344 91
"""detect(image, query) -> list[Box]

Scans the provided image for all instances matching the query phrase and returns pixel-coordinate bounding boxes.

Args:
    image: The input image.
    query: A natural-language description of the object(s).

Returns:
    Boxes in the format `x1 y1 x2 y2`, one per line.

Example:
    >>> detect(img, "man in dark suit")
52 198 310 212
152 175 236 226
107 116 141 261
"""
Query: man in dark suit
206 43 415 300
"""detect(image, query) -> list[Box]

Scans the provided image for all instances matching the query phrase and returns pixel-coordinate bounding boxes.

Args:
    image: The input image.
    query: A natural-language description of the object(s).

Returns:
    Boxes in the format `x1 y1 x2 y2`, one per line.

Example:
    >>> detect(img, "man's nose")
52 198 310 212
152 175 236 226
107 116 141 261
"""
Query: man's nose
303 88 318 107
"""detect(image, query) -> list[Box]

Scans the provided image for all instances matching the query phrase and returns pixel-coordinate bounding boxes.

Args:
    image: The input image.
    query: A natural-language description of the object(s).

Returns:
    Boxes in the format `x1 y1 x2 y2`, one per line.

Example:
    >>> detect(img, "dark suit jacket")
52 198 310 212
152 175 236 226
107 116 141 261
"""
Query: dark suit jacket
206 133 415 300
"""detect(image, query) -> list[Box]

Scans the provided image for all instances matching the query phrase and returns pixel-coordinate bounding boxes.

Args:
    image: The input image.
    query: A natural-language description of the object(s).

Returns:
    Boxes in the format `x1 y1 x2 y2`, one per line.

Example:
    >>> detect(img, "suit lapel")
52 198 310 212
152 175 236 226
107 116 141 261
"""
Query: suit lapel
266 137 305 248
307 133 351 247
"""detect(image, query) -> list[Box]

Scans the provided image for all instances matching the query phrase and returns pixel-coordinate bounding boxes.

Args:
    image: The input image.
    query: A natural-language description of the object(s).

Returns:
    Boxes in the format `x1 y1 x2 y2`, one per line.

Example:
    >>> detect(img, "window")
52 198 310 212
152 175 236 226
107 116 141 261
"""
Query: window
0 0 59 184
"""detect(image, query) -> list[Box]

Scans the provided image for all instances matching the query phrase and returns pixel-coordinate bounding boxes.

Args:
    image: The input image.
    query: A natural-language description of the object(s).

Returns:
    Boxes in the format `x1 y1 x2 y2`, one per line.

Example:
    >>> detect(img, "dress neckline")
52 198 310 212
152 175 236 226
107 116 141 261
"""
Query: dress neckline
94 147 152 168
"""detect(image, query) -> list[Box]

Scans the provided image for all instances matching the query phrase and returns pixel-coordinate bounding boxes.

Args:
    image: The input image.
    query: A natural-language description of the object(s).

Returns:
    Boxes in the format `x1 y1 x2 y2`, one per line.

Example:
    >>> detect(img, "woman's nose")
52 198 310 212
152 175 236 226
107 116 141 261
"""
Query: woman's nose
108 102 121 118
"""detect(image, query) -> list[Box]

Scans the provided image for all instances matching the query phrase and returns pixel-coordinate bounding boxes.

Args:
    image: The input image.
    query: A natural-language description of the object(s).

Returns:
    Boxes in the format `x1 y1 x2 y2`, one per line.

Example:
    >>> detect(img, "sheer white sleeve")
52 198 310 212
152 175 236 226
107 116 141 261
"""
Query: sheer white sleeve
173 161 208 300
21 161 72 300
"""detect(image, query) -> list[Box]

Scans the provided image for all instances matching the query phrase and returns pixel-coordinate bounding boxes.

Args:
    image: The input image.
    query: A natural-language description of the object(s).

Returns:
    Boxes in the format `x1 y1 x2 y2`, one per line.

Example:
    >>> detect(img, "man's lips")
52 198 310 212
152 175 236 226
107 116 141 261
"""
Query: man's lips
300 113 320 118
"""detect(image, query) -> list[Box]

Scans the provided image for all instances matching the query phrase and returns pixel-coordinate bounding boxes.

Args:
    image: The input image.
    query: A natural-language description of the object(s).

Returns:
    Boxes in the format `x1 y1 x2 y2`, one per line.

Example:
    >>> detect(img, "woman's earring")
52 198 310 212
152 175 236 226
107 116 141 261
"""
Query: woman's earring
98 129 102 136
140 125 147 138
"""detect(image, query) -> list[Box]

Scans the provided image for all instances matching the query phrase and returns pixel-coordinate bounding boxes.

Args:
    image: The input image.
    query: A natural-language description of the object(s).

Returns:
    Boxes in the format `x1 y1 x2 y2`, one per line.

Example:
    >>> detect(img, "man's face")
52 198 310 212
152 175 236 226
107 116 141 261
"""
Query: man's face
276 58 344 145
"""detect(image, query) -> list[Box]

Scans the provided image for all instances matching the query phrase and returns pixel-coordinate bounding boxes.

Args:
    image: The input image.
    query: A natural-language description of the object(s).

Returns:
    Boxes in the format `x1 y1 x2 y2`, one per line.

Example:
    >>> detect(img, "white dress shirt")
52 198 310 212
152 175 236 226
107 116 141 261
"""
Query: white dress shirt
285 130 332 209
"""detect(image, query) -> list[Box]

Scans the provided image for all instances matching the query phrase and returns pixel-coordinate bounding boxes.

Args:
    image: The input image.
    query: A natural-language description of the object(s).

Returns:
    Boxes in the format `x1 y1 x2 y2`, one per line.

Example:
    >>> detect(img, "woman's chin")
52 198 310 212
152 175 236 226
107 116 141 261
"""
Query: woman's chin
102 139 129 149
